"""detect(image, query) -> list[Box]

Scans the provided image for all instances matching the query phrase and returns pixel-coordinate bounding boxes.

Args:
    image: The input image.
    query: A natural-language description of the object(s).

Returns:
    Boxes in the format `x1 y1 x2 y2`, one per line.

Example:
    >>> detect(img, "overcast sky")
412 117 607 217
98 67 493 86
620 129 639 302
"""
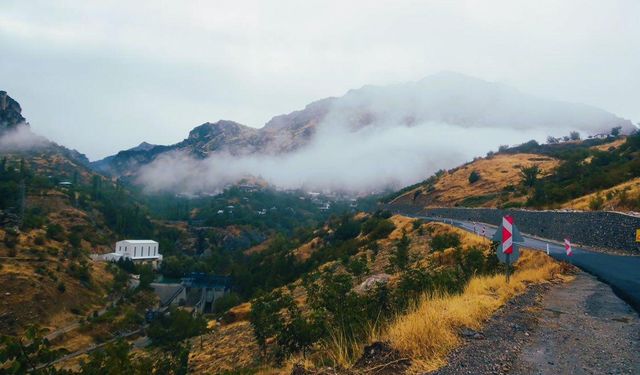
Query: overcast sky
1 0 638 160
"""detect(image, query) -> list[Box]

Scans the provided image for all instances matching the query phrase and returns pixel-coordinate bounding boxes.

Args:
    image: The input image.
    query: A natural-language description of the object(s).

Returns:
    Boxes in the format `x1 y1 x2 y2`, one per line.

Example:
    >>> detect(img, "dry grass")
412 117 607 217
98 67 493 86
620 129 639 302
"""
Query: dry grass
392 153 559 207
561 177 640 211
590 137 625 151
291 237 324 261
188 321 261 373
384 250 567 373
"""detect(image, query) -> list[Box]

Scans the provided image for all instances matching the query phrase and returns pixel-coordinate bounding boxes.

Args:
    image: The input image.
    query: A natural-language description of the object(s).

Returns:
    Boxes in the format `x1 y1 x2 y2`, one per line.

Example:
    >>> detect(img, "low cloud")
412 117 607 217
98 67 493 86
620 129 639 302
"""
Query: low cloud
136 119 566 194
0 125 48 151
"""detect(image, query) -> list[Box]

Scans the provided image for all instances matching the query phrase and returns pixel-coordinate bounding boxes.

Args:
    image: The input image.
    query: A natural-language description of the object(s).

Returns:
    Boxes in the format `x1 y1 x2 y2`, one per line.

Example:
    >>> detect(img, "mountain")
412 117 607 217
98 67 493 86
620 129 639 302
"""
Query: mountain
0 90 26 134
93 72 634 179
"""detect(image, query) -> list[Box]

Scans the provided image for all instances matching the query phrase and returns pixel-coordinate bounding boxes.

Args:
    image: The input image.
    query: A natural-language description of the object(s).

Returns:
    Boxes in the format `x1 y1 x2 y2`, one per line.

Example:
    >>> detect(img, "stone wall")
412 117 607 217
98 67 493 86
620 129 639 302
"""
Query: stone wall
389 205 640 253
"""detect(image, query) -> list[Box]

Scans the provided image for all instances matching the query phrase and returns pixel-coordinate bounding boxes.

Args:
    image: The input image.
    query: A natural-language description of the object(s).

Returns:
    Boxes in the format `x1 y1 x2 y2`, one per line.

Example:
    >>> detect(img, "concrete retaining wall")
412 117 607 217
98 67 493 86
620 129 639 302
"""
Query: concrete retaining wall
389 205 640 254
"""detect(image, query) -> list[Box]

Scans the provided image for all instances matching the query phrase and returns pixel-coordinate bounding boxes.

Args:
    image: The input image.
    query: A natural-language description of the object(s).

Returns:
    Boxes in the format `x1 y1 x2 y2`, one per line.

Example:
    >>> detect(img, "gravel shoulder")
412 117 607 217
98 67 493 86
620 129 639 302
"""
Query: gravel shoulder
429 272 640 375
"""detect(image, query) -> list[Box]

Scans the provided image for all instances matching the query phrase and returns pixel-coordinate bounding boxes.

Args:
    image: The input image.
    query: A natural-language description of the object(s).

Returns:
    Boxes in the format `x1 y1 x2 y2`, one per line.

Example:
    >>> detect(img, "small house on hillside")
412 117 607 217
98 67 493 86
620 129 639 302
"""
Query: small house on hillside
102 239 163 268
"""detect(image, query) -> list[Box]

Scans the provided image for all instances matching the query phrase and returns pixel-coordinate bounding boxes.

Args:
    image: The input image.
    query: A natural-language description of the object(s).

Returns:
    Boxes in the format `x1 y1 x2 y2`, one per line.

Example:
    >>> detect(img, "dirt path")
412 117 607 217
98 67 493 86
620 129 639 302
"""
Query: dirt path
430 272 640 375
511 272 640 374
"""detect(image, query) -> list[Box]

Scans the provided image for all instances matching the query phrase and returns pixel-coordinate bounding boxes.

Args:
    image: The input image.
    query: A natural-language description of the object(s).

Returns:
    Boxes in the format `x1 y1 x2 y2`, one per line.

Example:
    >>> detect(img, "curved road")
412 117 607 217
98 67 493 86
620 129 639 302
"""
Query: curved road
410 215 640 314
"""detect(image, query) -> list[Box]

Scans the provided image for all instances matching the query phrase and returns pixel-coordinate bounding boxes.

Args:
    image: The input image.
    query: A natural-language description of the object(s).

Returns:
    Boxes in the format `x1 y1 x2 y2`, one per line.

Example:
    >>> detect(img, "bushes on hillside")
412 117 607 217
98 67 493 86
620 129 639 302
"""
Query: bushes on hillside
519 165 540 188
46 223 65 242
388 233 411 272
468 170 480 184
333 215 362 241
589 194 605 211
147 307 207 348
213 292 241 314
250 289 321 360
67 261 91 283
362 216 396 240
430 232 461 252
249 234 503 364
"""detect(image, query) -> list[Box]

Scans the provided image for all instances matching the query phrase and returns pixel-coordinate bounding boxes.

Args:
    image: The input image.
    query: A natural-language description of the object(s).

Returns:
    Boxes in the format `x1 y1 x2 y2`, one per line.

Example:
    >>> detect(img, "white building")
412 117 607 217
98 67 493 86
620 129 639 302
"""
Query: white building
102 240 162 267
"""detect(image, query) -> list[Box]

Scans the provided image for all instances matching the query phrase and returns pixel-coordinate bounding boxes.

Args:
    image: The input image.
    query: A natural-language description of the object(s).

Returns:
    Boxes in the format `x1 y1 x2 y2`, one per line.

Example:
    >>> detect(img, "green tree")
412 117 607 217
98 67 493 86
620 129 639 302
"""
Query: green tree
79 339 189 375
137 264 155 290
213 293 241 314
611 126 621 137
468 170 480 184
250 290 286 357
0 325 68 374
519 164 541 188
147 308 206 348
430 232 461 252
46 224 65 242
569 131 581 141
589 194 605 210
389 233 410 272
347 255 369 282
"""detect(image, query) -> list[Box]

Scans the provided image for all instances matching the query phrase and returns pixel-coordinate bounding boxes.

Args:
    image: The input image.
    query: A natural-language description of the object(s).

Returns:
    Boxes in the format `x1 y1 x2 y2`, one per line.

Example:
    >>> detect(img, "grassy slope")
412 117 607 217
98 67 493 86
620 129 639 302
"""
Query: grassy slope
0 151 116 336
561 177 640 211
385 250 570 373
187 215 568 373
391 153 558 208
0 228 113 336
391 137 639 211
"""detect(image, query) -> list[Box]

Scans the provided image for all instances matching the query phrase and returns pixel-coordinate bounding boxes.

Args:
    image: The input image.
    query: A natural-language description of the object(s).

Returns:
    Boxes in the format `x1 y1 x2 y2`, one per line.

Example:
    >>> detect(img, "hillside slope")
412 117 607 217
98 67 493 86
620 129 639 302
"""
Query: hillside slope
391 153 559 208
187 214 567 373
0 151 116 335
390 134 640 211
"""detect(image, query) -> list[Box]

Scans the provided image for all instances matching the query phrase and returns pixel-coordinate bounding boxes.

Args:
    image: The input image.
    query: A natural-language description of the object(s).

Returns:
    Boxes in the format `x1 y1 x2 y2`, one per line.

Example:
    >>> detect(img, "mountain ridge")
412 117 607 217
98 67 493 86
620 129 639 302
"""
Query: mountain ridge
91 72 635 179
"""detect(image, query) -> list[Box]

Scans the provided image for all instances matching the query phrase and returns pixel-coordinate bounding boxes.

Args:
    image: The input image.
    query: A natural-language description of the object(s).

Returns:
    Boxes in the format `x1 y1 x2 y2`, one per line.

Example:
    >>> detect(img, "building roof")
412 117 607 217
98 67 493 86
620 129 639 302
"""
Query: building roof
118 239 159 244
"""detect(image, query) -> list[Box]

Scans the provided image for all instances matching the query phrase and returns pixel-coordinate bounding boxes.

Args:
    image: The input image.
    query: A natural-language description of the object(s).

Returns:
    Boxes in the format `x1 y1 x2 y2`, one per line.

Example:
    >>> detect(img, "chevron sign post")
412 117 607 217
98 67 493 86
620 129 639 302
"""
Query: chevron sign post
502 216 514 254
564 238 573 256
492 215 524 282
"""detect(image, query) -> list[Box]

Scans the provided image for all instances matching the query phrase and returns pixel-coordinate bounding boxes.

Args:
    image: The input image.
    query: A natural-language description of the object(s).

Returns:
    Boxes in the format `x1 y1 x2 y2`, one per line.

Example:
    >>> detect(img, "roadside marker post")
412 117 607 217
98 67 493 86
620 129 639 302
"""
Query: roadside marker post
492 215 524 283
564 239 573 264
546 243 550 255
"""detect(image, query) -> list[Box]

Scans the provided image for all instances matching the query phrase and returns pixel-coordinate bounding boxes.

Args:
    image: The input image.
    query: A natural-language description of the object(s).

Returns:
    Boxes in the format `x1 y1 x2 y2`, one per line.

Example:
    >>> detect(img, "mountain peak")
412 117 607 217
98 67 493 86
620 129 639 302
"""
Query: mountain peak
0 91 27 134
129 141 157 152
188 120 254 139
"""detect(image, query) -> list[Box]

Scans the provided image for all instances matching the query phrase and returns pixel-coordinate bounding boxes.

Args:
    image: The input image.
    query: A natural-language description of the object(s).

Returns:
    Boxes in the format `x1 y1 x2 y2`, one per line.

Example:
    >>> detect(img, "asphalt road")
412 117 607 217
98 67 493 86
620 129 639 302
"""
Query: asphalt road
414 215 640 314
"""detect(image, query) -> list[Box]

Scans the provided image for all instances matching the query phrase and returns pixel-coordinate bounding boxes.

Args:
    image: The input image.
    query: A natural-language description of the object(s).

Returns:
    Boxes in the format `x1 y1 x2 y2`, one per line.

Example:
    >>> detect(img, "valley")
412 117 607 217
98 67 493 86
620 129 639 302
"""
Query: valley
1 81 639 375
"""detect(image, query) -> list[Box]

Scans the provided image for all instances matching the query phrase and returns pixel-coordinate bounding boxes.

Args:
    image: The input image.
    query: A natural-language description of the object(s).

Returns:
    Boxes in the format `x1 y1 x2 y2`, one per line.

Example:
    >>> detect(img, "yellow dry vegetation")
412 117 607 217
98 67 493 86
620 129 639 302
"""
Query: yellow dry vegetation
225 302 252 323
188 321 260 373
186 216 570 374
392 153 558 207
0 256 113 335
291 237 323 261
590 137 626 151
384 250 569 373
243 238 272 256
561 177 640 211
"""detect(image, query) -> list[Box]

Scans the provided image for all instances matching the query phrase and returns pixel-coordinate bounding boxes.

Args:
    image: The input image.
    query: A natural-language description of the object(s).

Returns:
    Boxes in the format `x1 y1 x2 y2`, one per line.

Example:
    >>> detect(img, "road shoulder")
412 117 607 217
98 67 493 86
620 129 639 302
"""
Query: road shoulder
429 272 640 375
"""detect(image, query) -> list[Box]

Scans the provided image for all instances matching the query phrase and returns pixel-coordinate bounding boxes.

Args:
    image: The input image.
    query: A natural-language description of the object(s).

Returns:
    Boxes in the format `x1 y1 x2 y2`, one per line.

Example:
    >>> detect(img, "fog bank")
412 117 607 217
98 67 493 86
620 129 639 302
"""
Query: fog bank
0 125 48 151
136 120 567 194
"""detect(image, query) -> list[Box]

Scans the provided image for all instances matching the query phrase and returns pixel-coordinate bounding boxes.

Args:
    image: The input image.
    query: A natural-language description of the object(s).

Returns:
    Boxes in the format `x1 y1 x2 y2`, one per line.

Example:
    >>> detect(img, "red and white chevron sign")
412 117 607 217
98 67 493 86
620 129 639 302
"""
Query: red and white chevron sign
502 215 514 254
564 238 573 256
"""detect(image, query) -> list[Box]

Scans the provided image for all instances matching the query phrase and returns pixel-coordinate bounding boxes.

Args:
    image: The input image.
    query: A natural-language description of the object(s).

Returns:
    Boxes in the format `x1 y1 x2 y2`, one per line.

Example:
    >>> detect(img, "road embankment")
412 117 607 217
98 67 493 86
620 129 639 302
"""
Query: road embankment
389 205 640 254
